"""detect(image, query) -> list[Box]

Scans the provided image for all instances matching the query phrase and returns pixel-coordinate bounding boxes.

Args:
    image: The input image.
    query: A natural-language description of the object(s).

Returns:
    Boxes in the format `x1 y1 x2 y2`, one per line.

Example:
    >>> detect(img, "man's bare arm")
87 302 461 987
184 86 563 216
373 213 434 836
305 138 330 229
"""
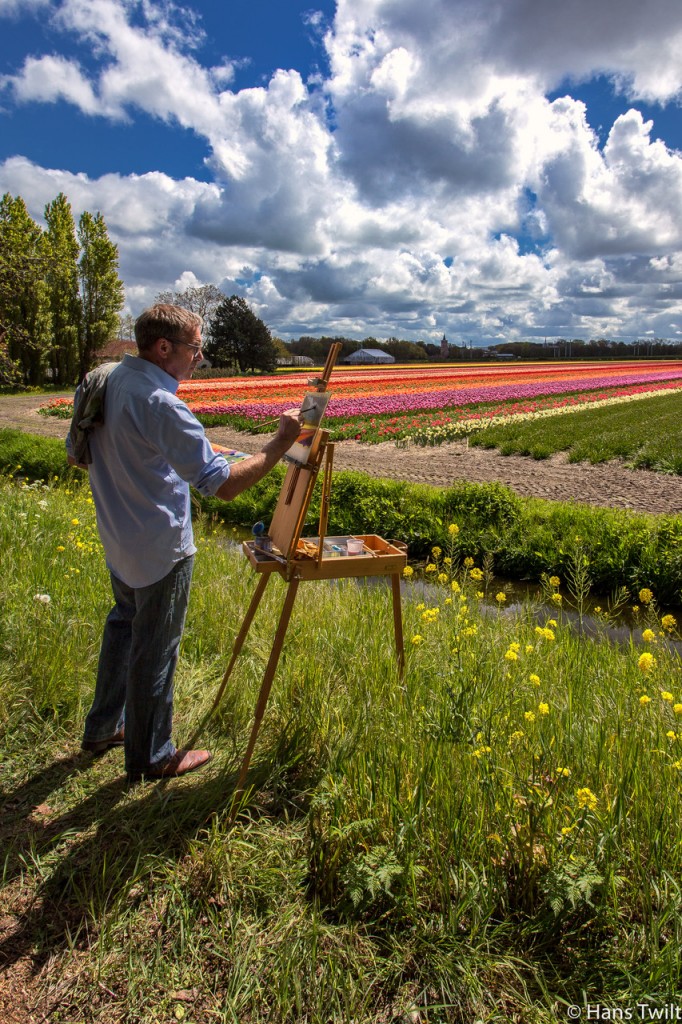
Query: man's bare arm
215 409 301 502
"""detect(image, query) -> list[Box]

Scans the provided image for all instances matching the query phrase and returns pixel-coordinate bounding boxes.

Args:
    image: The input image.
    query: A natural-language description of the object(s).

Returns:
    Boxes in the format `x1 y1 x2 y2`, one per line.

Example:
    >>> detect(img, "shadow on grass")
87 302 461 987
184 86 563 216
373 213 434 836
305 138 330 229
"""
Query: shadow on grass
0 754 241 974
0 723 321 981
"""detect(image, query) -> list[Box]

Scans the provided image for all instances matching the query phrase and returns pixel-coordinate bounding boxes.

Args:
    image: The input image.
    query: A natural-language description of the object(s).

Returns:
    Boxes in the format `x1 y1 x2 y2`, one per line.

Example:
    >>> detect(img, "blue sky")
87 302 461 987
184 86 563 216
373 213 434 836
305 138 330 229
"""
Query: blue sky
1 0 682 345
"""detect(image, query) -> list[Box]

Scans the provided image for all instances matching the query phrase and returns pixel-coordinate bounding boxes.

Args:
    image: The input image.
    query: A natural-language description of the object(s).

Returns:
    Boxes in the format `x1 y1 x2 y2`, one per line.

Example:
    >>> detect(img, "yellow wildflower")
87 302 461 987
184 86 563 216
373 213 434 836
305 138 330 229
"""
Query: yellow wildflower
576 787 598 811
538 702 549 715
638 652 656 673
661 614 676 630
444 597 452 606
451 580 461 593
674 704 682 716
443 557 452 565
431 546 442 559
548 619 557 628
425 564 437 574
469 568 484 581
402 566 414 578
666 730 677 740
437 572 448 584
551 593 562 604
411 635 424 646
556 767 571 777
642 628 656 643
661 691 674 702
504 649 518 661
71 518 80 526
495 592 506 603
535 626 555 641
639 695 652 706
524 711 536 723
549 576 560 587
56 545 65 552
463 556 474 567
529 673 541 686
639 588 654 604
448 523 459 536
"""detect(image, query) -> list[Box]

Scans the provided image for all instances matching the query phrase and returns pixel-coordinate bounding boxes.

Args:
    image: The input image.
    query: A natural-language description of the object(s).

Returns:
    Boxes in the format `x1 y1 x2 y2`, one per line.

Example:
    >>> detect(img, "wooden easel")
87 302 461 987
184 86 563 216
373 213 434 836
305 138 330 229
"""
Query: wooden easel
185 342 406 811
220 430 407 815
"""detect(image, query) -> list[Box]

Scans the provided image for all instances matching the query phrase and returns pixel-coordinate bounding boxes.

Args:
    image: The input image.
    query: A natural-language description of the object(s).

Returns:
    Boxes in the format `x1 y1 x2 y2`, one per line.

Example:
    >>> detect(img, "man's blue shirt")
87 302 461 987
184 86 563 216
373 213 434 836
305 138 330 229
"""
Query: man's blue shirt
70 355 231 588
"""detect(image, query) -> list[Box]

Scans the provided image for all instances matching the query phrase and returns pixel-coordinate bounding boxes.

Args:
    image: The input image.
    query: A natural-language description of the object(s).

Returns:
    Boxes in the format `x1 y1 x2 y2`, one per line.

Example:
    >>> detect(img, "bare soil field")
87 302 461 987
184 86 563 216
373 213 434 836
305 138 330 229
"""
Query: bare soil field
3 393 682 515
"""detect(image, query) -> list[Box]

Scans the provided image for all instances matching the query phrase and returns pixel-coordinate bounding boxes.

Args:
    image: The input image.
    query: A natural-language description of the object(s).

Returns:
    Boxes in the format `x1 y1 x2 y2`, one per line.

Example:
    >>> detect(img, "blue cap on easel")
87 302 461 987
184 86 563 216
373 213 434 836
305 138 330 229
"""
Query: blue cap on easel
252 521 266 536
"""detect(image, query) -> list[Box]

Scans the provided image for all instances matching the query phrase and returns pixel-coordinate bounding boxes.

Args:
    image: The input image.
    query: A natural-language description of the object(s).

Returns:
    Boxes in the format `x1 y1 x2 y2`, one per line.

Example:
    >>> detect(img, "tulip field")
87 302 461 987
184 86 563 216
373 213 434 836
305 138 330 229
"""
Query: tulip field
39 359 682 445
178 359 682 419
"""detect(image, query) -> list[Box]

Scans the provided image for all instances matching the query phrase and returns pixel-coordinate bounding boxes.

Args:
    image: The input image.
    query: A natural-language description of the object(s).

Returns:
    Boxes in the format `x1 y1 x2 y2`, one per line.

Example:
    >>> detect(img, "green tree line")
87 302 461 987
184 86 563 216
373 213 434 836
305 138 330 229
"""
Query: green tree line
0 191 124 387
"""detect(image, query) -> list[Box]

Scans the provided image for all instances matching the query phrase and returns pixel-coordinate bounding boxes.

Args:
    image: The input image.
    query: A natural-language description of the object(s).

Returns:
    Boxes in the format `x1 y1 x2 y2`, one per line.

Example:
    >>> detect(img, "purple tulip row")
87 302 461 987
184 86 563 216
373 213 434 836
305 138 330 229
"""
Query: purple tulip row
191 367 682 420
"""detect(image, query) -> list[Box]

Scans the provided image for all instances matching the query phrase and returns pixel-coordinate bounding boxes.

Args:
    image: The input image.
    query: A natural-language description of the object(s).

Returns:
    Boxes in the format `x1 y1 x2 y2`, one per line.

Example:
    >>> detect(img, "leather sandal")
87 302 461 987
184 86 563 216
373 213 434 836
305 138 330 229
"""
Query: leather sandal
127 749 212 783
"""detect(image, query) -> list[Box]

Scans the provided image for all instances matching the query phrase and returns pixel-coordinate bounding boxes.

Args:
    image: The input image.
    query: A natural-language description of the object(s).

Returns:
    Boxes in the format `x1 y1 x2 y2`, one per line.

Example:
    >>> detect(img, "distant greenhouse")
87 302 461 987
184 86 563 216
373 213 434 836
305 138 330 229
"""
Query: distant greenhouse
344 348 395 365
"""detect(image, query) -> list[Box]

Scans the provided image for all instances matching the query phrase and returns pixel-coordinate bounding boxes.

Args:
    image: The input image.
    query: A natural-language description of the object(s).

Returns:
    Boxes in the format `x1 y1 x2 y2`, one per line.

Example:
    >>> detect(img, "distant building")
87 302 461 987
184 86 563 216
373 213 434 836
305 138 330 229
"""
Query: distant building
344 347 395 365
440 335 449 359
95 338 138 362
277 354 315 366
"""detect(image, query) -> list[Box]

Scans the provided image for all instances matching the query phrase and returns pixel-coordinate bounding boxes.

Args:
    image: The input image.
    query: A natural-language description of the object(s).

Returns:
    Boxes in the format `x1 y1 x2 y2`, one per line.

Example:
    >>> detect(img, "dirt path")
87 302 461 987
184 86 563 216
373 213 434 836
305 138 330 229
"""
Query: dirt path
3 393 682 515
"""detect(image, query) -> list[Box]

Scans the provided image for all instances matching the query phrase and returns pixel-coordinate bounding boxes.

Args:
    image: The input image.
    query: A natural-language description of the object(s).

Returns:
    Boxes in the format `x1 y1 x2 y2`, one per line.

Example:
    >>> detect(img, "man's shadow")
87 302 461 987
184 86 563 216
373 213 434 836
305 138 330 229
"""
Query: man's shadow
0 724 317 981
0 752 241 976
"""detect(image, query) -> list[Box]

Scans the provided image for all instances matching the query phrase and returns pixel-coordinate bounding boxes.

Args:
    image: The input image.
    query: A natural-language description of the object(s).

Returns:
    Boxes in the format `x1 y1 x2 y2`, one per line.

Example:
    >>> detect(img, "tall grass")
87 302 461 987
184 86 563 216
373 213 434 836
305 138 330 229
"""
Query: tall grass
2 476 682 1021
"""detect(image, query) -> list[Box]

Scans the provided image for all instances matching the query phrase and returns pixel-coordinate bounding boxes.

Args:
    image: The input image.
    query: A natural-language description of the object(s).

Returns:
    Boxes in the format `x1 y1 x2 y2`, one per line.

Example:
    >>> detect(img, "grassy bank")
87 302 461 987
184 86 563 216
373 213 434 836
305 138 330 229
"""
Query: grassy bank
3 427 681 605
2 476 682 1021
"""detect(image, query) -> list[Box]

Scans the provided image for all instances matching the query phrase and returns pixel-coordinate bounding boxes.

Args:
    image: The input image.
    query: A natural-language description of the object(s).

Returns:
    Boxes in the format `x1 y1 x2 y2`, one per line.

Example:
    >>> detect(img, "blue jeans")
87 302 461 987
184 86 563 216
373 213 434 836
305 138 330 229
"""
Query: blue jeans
82 556 194 773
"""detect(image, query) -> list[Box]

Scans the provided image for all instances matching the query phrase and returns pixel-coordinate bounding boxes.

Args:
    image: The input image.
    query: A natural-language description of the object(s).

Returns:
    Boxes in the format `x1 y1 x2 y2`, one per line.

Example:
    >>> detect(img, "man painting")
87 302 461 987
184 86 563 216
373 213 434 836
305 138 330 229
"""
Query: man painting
67 304 300 782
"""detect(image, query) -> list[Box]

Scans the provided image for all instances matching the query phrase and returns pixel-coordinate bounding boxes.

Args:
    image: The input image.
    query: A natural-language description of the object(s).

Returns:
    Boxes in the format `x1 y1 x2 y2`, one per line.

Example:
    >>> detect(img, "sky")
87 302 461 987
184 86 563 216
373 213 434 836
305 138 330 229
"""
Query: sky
1 0 682 347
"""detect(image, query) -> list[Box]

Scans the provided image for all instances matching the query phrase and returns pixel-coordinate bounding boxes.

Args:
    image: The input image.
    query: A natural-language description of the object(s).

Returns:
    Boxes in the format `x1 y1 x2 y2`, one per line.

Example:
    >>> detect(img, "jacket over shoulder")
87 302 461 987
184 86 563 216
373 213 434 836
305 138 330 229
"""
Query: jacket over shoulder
68 361 119 467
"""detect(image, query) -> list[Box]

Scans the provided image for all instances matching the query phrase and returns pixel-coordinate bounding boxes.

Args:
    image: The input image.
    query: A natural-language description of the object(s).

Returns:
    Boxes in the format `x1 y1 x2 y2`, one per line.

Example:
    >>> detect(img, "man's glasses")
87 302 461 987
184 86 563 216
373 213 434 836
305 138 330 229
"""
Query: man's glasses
171 338 203 357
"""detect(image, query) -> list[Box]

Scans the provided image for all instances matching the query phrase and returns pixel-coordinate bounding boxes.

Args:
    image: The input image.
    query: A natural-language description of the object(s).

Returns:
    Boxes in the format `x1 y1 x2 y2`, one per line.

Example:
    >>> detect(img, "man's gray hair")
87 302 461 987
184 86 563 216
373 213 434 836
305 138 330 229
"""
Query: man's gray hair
135 304 203 351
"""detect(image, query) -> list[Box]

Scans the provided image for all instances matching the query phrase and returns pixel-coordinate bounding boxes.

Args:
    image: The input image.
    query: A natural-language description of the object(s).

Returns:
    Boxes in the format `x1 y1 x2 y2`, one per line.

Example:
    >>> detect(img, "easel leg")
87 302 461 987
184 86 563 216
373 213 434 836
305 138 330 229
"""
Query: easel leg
184 572 272 750
391 572 405 679
231 576 301 814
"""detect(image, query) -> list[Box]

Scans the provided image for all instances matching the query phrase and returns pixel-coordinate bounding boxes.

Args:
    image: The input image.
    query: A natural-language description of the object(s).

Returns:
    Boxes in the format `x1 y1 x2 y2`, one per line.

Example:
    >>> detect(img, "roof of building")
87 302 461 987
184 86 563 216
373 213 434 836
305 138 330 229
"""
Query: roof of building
95 339 138 360
345 347 395 362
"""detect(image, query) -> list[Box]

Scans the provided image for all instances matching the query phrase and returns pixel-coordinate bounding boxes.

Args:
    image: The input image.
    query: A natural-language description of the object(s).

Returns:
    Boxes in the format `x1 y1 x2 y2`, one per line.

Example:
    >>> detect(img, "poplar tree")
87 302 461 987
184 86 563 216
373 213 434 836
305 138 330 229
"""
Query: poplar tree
0 193 51 386
78 210 124 379
44 193 81 386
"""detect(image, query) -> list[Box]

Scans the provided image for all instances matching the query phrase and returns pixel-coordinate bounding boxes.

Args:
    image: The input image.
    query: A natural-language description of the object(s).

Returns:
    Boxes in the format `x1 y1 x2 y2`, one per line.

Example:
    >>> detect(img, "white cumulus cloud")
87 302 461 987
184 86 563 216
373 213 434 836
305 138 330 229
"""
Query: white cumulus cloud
1 0 682 342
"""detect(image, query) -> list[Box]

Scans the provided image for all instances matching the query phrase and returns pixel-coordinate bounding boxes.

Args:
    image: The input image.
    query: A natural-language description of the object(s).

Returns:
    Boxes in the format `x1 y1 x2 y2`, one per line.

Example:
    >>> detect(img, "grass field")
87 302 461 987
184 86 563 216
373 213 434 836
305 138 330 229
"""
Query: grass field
467 390 682 473
2 477 682 1022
